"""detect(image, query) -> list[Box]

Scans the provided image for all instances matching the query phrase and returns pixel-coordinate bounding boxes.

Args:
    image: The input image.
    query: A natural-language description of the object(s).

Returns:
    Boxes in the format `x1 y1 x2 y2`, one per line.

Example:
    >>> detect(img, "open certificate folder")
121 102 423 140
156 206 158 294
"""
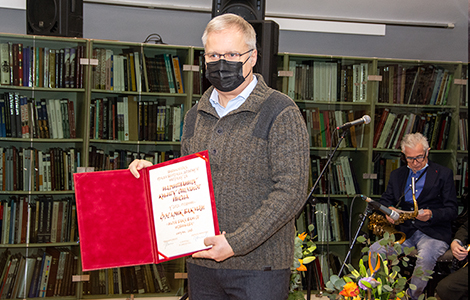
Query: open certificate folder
74 151 219 271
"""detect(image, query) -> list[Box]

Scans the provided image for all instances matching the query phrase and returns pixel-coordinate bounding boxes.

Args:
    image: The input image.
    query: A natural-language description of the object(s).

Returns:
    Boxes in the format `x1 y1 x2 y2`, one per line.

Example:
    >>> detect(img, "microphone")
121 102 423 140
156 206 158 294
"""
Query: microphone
337 115 371 130
361 195 399 221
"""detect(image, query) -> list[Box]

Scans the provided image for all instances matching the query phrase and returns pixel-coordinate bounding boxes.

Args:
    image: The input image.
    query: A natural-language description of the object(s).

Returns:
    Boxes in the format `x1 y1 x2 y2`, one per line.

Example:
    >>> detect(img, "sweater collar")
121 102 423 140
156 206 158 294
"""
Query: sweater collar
197 74 273 117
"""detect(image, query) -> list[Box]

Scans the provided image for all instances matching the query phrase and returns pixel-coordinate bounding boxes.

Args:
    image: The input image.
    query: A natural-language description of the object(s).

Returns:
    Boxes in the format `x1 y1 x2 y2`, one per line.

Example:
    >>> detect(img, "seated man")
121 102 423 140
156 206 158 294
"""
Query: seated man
369 132 458 300
435 220 468 300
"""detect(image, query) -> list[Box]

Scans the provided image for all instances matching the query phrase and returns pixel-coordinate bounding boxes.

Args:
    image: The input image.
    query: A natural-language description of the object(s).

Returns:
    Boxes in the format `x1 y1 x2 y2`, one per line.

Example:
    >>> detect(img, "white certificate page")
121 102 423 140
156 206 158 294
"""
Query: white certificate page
148 156 216 260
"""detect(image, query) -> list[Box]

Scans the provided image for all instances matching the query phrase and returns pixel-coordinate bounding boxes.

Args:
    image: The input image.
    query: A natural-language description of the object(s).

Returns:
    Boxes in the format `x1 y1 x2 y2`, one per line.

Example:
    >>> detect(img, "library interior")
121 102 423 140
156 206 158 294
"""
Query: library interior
0 0 467 300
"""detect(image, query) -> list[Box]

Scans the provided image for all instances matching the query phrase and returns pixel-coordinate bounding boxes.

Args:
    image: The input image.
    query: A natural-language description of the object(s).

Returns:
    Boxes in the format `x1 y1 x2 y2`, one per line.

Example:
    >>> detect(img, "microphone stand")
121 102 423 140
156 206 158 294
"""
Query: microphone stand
337 203 374 277
303 128 349 300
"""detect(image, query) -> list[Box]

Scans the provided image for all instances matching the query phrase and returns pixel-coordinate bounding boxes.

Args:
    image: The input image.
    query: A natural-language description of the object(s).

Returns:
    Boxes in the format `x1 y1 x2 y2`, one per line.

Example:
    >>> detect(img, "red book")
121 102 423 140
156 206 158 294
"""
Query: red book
74 151 219 271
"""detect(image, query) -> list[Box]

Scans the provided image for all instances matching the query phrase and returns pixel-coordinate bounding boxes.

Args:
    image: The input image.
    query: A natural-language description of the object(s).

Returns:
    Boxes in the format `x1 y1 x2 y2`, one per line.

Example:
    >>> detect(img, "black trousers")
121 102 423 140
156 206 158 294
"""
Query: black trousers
436 266 468 300
187 262 291 300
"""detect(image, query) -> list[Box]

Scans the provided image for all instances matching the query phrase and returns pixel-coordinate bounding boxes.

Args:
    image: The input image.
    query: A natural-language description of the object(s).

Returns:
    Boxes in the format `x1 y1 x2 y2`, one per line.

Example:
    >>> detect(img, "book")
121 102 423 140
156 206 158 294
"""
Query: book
74 151 218 271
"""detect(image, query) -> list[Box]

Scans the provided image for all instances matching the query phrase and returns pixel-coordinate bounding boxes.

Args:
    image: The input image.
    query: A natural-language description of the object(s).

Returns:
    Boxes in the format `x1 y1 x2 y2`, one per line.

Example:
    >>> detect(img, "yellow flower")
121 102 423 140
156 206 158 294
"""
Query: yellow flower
298 232 307 241
339 282 360 297
296 259 307 271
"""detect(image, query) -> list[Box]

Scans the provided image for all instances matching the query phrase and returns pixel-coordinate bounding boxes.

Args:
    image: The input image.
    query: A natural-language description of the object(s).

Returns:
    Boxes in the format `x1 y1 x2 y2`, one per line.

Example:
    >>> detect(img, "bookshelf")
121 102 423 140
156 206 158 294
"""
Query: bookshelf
0 31 467 297
277 52 468 289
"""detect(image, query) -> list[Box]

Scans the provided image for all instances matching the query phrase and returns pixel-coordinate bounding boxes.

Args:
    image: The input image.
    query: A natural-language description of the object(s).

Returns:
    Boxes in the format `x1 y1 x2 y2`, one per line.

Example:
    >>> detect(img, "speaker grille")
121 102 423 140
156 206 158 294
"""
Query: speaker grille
27 0 58 33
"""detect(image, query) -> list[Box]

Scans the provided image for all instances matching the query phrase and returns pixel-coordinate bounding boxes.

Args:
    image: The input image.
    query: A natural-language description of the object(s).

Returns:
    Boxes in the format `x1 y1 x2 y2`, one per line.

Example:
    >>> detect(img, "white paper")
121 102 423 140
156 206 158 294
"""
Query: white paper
148 156 216 260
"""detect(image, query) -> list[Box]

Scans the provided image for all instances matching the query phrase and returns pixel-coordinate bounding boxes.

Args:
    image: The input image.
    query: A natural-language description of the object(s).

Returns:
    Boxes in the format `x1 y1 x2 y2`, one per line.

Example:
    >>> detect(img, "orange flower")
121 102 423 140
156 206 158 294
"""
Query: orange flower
296 259 307 271
368 252 381 275
339 282 360 297
298 232 308 241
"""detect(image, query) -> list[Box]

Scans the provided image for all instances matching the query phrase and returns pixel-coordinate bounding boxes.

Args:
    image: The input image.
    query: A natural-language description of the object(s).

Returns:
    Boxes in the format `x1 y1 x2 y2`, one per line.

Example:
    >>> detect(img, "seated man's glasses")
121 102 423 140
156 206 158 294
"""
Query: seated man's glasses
405 154 426 163
204 49 254 62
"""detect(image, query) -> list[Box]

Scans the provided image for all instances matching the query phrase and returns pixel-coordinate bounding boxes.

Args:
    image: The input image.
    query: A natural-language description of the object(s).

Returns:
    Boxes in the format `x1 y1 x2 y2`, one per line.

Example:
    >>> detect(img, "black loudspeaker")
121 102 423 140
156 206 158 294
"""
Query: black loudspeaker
27 0 83 37
212 0 265 21
250 20 279 88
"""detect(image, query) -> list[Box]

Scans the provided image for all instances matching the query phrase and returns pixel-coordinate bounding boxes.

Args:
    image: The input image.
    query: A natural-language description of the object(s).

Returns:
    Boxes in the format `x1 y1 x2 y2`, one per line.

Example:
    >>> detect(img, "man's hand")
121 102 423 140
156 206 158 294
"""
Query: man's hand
386 207 398 224
451 240 469 261
416 209 432 222
128 159 153 178
192 233 234 262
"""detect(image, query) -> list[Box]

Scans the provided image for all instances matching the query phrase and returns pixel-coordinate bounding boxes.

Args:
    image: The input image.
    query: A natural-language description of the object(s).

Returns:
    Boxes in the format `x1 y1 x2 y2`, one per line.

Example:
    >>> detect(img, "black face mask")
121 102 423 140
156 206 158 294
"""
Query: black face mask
205 58 251 92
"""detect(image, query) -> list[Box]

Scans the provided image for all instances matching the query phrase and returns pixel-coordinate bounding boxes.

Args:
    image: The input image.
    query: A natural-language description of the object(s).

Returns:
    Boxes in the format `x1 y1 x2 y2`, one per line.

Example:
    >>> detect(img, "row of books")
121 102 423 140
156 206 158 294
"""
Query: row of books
372 152 403 195
0 93 77 139
88 147 180 172
89 97 184 142
456 156 468 197
0 248 78 299
302 108 366 148
82 264 171 296
0 196 78 245
0 147 79 192
308 253 343 290
0 43 85 89
311 155 361 196
313 200 350 242
92 48 184 94
377 64 453 105
287 61 369 102
458 116 468 151
373 108 452 150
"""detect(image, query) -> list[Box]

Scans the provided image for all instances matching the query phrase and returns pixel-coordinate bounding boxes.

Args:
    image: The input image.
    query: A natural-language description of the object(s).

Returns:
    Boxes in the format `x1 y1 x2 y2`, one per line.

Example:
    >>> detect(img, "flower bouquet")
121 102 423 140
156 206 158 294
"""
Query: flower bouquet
324 232 436 300
289 224 317 300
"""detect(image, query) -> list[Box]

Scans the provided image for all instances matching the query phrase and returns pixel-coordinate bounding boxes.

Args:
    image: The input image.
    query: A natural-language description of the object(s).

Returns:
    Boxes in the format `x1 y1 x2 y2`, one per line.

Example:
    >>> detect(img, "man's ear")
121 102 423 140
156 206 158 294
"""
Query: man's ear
250 49 258 67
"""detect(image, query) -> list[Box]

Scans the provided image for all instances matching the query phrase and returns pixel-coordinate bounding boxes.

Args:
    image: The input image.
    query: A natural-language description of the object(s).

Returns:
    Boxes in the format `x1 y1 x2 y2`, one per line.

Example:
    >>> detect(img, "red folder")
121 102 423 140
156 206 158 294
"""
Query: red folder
74 151 218 271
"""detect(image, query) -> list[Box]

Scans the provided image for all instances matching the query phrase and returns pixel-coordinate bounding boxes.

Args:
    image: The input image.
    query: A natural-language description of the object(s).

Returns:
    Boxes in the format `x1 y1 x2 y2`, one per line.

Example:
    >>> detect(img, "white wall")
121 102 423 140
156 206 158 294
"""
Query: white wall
0 0 468 62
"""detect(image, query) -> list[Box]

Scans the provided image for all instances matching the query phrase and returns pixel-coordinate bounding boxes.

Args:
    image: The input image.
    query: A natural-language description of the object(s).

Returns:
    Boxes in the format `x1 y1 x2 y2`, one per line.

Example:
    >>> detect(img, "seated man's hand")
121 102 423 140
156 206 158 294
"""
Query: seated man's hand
128 159 153 178
386 207 398 224
451 240 469 261
192 232 234 262
416 209 432 222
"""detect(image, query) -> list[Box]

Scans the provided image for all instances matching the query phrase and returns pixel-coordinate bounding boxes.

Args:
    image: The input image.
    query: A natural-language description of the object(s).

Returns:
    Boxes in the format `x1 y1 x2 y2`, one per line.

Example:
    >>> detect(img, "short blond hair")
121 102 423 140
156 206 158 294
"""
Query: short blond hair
400 132 430 152
202 13 257 51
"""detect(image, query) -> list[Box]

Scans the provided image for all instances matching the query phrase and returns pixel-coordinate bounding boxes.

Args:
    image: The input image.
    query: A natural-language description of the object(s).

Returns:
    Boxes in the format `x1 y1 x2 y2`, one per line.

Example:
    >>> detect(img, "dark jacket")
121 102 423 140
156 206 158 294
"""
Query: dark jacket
379 160 458 244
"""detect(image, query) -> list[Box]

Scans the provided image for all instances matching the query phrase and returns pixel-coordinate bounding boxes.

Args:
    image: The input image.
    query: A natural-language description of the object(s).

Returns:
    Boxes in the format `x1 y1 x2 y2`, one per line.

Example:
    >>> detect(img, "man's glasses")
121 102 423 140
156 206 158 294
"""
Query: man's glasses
405 154 426 163
204 49 254 62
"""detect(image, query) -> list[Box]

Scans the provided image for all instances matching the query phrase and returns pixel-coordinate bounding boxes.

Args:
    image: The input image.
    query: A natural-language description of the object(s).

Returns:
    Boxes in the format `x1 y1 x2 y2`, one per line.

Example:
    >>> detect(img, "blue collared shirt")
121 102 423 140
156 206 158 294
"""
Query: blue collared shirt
209 75 258 118
404 164 428 203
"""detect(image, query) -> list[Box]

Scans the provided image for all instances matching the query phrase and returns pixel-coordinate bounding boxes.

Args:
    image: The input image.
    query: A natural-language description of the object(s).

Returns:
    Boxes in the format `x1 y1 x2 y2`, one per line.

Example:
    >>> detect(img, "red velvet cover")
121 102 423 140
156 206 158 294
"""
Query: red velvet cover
74 151 218 271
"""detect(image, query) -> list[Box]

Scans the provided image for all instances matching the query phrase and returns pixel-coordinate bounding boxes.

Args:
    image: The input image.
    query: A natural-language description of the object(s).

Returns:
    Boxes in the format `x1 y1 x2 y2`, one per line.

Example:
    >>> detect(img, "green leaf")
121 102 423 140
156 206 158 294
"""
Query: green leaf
418 294 425 300
384 232 390 240
392 265 400 273
402 261 408 267
359 279 373 289
402 256 409 262
343 276 353 283
409 284 417 290
379 239 388 246
351 270 361 278
357 236 366 243
308 224 315 232
303 256 316 264
397 277 407 286
359 260 367 277
361 246 370 253
383 284 393 292
404 246 415 256
329 275 340 285
325 281 336 291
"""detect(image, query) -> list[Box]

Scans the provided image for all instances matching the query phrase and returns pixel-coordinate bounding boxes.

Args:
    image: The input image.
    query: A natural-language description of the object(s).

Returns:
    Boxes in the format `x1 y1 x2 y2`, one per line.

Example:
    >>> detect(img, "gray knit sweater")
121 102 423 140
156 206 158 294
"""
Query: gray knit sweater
181 74 310 271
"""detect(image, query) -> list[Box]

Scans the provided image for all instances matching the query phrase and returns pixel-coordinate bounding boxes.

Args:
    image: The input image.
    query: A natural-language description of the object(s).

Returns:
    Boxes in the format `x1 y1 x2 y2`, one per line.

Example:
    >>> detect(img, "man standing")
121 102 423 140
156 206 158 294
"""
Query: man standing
369 132 458 300
130 13 310 300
